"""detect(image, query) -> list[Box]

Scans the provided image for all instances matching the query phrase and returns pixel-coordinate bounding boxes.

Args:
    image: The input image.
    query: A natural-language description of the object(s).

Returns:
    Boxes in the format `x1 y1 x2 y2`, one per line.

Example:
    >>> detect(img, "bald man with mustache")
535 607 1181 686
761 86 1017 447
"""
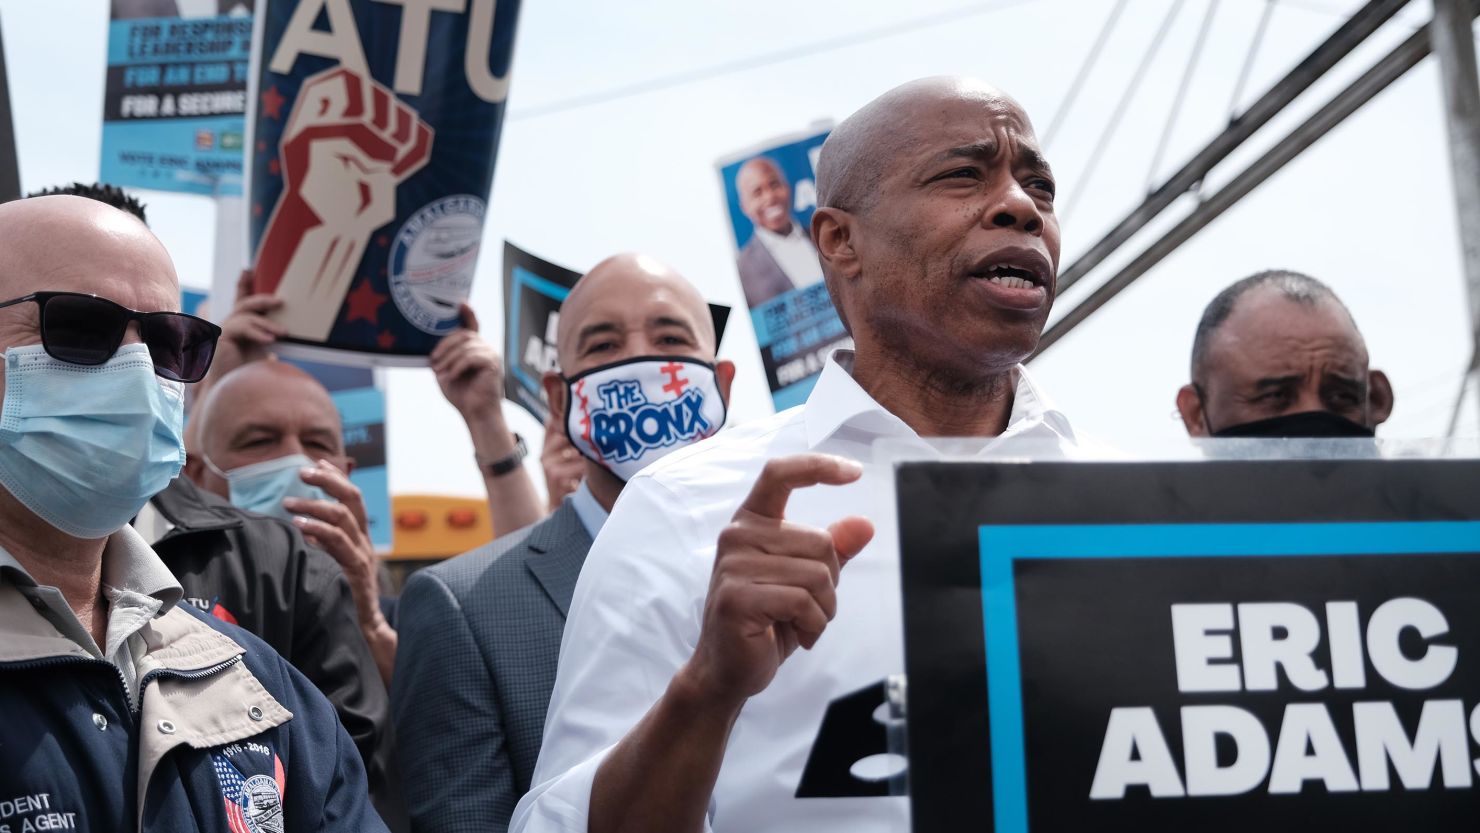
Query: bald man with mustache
514 77 1092 833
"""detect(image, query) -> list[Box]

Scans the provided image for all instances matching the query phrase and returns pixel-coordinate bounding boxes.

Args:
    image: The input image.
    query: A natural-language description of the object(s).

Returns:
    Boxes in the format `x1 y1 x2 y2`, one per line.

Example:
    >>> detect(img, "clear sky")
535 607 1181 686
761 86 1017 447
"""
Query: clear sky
1 0 1474 498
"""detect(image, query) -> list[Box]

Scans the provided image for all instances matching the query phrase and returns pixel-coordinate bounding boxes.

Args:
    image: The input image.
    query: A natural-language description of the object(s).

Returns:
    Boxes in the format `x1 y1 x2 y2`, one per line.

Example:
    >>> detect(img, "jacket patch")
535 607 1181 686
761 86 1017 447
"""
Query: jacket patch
211 747 285 833
186 596 239 626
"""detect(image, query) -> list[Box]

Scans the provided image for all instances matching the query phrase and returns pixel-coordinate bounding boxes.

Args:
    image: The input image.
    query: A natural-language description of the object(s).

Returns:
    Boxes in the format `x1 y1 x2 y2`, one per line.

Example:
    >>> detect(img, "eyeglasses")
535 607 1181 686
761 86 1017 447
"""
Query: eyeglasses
0 292 222 383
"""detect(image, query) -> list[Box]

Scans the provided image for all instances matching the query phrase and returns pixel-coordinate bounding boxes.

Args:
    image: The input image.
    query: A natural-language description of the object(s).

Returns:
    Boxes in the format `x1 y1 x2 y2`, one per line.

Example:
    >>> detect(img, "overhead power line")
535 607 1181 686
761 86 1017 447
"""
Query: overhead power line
1230 0 1280 120
1034 13 1473 358
507 0 1038 122
1060 0 1185 221
1147 0 1221 189
1042 0 1130 148
1050 0 1410 299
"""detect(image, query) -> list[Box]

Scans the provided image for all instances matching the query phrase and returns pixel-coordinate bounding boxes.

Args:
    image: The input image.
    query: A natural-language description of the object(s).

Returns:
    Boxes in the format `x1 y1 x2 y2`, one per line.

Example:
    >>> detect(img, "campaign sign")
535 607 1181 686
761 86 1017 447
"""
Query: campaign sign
247 0 520 363
502 242 581 423
896 459 1480 832
717 127 849 411
101 2 254 196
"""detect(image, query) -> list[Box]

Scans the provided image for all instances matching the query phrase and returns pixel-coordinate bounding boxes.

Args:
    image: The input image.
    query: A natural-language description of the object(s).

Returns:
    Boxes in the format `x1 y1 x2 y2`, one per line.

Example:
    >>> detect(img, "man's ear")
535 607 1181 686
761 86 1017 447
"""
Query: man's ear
182 453 205 485
1176 384 1210 437
812 207 860 281
542 370 568 425
1367 369 1395 427
715 359 737 403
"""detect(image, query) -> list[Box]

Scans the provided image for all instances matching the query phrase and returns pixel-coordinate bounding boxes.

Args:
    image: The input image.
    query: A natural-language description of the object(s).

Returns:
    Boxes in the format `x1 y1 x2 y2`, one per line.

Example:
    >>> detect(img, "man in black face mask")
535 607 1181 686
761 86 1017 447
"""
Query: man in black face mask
1176 270 1395 438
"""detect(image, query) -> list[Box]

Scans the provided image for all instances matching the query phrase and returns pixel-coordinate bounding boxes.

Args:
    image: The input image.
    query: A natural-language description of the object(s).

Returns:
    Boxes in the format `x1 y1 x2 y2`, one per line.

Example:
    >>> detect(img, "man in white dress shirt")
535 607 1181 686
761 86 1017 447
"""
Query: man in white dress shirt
514 76 1079 833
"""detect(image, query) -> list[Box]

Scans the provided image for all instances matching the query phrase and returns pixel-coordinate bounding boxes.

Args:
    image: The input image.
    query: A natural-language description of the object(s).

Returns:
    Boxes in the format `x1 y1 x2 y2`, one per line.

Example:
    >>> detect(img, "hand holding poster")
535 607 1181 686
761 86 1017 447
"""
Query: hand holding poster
896 457 1480 832
717 127 850 411
247 0 520 363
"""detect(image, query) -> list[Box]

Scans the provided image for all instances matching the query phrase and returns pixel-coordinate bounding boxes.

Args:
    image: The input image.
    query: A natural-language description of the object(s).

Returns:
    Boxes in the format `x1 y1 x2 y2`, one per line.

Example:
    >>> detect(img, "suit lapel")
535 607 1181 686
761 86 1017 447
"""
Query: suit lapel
524 502 594 618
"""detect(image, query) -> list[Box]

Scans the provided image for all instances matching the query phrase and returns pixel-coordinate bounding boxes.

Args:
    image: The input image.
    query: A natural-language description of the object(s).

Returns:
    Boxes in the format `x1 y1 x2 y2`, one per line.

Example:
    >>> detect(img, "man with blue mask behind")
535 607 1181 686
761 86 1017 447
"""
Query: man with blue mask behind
0 194 386 831
393 252 736 833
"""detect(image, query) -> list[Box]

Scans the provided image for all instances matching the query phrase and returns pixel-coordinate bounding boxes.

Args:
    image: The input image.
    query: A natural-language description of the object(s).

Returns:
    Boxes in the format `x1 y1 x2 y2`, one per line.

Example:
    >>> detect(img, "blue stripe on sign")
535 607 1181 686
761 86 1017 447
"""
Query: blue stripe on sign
975 520 1480 833
508 267 571 396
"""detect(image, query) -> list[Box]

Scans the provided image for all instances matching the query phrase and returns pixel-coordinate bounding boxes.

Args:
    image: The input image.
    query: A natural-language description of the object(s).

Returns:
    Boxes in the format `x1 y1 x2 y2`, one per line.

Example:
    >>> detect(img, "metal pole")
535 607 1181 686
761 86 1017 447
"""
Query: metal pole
1055 0 1410 296
1034 19 1458 357
0 13 21 202
1432 0 1480 421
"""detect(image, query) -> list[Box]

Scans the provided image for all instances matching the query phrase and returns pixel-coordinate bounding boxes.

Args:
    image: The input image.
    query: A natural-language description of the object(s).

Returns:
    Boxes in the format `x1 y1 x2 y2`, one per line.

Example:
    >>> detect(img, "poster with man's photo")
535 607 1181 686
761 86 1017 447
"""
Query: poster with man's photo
246 0 520 364
717 126 849 411
101 0 254 196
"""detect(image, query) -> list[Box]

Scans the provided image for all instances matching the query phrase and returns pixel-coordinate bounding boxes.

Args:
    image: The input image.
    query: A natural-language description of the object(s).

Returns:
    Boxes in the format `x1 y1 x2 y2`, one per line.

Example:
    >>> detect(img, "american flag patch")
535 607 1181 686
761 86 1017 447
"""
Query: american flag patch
212 750 286 833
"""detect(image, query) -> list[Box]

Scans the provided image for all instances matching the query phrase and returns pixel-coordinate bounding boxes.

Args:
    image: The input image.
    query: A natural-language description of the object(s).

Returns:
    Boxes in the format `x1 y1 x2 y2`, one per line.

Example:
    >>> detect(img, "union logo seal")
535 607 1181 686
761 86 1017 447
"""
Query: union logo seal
388 194 486 335
213 751 287 833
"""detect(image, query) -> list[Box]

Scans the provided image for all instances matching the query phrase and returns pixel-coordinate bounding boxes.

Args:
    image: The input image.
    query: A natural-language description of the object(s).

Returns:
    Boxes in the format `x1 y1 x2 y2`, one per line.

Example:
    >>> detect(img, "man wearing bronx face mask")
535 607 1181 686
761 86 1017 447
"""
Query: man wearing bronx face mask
0 195 386 831
392 253 737 833
1176 270 1395 439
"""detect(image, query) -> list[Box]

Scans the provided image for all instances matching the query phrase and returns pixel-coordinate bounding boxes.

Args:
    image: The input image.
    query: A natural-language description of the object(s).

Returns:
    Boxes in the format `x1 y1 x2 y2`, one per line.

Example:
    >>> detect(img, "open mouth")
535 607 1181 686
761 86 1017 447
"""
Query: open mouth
966 247 1052 290
973 263 1042 289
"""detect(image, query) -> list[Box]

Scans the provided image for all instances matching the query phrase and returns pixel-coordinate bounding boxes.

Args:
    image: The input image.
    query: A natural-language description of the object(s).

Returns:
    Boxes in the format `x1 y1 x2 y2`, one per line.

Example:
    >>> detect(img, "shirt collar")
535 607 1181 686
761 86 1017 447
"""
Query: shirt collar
753 221 806 245
0 524 183 614
568 479 609 539
803 349 1076 451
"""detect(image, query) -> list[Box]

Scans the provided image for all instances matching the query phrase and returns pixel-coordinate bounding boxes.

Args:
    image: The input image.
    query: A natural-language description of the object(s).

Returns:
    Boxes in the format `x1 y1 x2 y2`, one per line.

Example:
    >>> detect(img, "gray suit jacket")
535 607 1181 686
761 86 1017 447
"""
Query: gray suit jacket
738 233 797 308
392 501 593 833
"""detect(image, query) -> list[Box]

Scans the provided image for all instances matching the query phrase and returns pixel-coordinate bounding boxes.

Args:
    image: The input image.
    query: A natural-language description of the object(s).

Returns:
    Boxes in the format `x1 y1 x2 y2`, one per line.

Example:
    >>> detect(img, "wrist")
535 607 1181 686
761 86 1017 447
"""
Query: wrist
467 410 515 454
671 657 748 721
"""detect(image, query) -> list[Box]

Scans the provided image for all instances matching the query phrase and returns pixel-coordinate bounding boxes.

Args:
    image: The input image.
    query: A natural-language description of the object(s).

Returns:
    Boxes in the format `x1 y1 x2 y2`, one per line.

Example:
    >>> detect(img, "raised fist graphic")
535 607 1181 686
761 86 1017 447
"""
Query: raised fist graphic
255 67 434 341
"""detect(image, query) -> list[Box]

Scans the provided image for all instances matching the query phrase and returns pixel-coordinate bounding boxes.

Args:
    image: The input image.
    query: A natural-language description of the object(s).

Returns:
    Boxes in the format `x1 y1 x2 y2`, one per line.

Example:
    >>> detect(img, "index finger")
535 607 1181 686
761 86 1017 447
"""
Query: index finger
235 268 255 303
300 461 371 532
738 454 864 520
458 302 480 333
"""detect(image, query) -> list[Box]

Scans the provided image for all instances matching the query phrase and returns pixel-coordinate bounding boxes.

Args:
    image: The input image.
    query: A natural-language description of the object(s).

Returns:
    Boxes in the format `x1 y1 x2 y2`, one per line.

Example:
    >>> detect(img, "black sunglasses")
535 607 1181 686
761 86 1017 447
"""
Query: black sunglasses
0 292 222 383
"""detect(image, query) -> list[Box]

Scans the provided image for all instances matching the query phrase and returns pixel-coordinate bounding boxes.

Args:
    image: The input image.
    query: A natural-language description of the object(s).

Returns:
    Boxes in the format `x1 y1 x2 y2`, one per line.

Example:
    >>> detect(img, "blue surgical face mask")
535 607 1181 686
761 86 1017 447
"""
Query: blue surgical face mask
0 343 185 539
205 453 329 520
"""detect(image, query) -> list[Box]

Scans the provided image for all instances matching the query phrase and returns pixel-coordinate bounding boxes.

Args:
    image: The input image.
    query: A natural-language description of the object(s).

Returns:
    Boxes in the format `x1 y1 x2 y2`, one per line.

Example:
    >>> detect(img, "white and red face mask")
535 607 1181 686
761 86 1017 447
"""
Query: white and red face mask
563 356 727 482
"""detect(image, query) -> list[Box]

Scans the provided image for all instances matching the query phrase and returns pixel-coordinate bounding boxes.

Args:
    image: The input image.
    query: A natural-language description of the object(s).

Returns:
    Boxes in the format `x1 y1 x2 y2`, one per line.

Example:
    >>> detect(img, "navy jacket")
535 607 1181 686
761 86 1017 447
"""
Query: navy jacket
0 576 388 833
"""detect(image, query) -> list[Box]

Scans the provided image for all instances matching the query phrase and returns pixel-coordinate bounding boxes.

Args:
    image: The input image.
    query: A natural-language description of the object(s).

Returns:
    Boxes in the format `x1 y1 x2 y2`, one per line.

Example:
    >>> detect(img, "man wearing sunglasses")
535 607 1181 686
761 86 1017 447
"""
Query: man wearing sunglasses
0 195 386 831
34 180 404 829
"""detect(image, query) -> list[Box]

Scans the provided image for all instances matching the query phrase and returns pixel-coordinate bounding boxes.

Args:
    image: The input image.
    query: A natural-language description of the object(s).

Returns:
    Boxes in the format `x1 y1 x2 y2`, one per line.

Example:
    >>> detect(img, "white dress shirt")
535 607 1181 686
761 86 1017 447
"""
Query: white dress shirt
512 352 1088 833
753 222 824 290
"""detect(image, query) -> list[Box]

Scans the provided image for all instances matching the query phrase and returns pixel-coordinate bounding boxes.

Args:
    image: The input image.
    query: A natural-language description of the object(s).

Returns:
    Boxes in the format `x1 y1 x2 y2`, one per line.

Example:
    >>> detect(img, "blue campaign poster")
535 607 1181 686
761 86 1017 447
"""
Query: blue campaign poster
717 127 848 411
100 4 253 196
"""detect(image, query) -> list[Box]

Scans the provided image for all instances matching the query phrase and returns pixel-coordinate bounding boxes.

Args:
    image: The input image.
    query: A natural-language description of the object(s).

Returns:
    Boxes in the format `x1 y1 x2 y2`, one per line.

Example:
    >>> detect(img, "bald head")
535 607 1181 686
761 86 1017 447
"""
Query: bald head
0 195 178 336
817 77 1029 215
0 196 180 407
555 253 716 373
188 360 348 498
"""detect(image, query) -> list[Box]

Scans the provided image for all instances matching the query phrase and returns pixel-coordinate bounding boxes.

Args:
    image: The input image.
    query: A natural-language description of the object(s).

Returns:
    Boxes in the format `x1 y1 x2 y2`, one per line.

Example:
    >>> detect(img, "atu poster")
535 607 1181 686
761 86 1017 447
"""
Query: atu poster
717 126 848 411
896 458 1480 832
101 1 254 196
247 0 520 363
